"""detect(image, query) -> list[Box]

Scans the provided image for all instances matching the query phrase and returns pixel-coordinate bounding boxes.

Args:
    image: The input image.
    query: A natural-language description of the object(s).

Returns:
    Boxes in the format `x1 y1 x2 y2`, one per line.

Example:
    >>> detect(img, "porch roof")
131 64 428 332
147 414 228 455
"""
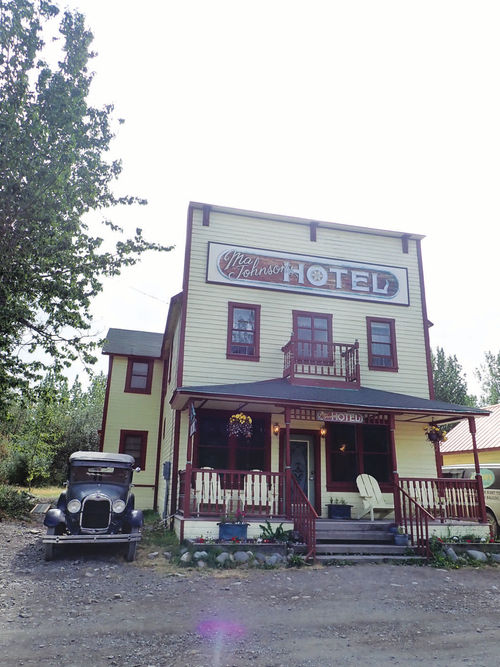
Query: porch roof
172 378 489 423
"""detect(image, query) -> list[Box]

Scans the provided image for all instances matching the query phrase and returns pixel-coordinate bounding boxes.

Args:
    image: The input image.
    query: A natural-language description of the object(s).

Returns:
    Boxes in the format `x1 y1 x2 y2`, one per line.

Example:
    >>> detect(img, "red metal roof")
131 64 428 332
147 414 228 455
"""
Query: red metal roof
440 404 500 452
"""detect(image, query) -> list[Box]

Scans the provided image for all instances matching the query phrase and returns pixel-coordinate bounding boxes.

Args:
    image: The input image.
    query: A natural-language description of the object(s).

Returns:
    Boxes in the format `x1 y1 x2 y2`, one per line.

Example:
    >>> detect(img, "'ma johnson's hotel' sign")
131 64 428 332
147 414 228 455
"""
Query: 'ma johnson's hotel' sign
207 243 409 305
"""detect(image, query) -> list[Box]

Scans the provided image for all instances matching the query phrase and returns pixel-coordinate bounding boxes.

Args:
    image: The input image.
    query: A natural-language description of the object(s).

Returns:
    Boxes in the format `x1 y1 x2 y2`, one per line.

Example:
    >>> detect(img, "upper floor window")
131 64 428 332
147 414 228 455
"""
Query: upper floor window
293 311 332 362
125 358 154 393
119 429 148 470
366 318 398 371
227 302 260 361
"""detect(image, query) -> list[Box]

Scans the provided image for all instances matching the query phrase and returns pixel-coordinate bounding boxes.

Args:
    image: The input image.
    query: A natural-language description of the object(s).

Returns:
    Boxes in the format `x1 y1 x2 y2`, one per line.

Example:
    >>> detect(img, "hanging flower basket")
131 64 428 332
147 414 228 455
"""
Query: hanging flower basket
228 413 253 439
424 424 447 444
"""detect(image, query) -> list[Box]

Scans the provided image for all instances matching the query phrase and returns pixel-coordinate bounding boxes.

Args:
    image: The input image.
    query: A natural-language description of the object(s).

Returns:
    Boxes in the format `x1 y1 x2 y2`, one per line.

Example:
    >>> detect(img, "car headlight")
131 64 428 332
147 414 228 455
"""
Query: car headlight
67 499 81 513
112 499 126 513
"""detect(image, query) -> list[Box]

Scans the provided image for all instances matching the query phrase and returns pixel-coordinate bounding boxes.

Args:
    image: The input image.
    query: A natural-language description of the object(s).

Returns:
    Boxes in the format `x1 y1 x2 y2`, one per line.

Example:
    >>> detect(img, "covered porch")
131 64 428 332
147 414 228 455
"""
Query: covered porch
170 379 490 558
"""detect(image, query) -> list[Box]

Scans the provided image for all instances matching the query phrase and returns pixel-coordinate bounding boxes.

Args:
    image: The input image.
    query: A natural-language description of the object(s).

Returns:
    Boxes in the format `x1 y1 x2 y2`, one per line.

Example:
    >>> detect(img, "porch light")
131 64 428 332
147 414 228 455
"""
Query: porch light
320 424 327 437
273 423 280 436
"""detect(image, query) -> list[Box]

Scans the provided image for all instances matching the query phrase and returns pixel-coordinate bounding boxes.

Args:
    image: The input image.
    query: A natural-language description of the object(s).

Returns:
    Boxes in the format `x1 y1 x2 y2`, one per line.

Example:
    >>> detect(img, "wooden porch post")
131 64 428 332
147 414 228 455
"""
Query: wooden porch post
389 415 402 525
468 416 487 523
285 406 292 518
183 400 195 518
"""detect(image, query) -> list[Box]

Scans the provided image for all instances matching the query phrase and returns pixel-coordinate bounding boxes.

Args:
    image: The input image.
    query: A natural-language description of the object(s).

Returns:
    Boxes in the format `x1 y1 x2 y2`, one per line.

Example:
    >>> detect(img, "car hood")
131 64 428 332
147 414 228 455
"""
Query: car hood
67 483 128 503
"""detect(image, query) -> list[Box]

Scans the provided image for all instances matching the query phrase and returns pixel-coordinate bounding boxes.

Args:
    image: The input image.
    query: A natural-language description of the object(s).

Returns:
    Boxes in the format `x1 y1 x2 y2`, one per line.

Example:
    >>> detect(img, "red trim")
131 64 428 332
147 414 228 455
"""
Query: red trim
310 222 318 242
124 357 154 394
177 205 194 387
366 317 399 372
417 239 435 399
202 204 211 226
169 411 182 521
99 355 113 451
119 429 148 470
226 301 261 361
287 377 360 388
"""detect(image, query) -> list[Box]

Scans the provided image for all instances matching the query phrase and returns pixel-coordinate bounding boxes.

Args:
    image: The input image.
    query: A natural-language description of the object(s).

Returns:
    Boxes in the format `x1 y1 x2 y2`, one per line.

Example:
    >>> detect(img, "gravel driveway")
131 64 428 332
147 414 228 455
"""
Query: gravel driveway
1 520 500 666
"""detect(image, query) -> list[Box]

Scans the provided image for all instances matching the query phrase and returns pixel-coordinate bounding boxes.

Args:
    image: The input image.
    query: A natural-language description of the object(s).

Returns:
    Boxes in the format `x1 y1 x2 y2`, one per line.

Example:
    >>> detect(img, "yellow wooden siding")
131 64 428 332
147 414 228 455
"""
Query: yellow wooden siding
182 208 430 398
394 421 437 478
103 356 162 506
443 451 500 466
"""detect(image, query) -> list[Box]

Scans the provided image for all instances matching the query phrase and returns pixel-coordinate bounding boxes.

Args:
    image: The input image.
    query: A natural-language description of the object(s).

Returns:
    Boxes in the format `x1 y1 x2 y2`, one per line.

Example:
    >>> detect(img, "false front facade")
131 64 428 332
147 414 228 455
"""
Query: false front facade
100 203 489 556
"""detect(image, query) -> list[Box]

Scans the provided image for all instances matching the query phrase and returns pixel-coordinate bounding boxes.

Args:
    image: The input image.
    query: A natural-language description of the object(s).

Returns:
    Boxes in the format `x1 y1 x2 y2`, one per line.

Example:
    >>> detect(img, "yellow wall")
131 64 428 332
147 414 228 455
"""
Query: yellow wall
103 355 162 507
182 208 430 398
443 451 500 466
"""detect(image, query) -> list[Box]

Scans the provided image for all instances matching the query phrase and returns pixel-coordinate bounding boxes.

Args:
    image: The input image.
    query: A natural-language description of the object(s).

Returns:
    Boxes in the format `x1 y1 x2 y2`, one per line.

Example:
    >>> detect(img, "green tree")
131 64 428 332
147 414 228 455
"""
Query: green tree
476 350 500 406
431 347 476 407
0 0 171 410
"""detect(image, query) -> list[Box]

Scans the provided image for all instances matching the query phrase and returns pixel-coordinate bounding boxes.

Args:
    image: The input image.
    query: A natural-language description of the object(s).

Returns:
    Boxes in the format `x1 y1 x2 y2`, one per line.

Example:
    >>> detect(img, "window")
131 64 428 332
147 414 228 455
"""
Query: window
119 430 148 470
366 318 398 371
227 302 260 361
125 358 154 393
196 412 268 471
293 311 332 362
327 423 392 491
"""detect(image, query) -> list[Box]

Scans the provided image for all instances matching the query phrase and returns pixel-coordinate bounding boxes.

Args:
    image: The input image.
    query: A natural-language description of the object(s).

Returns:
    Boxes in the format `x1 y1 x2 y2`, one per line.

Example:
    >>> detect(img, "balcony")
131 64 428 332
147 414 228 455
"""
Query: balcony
282 336 360 387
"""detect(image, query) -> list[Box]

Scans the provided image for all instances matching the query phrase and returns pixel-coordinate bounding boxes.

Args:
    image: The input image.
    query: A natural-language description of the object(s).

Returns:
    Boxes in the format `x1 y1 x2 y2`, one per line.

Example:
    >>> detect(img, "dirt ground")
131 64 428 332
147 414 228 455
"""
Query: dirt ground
1 521 500 667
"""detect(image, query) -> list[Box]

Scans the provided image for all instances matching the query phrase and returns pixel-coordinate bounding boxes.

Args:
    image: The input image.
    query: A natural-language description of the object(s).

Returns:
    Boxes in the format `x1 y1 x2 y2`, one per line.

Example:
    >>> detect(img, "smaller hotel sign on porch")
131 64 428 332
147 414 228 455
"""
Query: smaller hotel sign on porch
317 411 365 423
207 243 409 305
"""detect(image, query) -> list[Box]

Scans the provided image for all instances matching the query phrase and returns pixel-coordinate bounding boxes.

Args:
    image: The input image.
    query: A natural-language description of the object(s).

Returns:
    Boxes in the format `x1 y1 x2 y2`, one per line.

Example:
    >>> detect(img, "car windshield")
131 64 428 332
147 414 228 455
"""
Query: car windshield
70 465 130 484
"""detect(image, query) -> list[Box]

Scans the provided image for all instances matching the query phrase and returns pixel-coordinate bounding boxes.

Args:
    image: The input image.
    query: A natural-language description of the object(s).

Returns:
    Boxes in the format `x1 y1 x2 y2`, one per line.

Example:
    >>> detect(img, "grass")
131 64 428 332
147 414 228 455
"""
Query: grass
15 486 64 503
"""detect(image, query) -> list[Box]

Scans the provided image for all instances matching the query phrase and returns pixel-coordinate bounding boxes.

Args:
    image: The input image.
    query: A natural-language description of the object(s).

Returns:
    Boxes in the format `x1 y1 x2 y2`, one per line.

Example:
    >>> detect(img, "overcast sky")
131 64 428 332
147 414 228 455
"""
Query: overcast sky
67 0 500 398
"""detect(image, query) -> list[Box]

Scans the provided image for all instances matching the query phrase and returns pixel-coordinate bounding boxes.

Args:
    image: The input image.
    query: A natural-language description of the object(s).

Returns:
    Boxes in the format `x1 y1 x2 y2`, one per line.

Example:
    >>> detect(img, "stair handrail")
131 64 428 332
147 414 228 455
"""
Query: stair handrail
290 475 318 561
394 474 433 557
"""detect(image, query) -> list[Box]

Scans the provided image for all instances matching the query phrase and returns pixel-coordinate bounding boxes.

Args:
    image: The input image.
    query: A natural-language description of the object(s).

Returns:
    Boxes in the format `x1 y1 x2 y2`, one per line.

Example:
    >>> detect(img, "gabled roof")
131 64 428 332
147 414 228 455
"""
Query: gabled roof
441 403 500 452
172 378 489 422
102 328 163 358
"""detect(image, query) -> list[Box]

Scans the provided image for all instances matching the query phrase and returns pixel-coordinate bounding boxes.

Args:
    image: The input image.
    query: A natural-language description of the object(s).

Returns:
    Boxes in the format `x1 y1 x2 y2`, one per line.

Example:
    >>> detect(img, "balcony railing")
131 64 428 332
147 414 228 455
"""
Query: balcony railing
282 337 360 386
178 468 285 519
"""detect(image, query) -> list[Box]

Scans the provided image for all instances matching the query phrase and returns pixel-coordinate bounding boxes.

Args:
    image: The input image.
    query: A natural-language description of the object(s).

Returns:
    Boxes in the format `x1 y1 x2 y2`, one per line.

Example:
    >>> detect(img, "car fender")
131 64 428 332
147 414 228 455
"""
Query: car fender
44 508 66 529
130 509 144 529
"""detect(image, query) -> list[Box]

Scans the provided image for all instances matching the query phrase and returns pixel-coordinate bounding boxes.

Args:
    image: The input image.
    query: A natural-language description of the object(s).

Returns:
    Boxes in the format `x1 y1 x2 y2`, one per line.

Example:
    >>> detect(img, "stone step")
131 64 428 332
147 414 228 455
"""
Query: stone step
315 543 412 555
315 554 426 565
316 520 393 532
316 530 394 543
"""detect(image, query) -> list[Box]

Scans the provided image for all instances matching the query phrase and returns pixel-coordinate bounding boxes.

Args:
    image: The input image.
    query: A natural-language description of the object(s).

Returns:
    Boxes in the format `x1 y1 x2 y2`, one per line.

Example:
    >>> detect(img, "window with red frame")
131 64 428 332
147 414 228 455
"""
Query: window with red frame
227 302 260 361
326 423 392 490
125 358 153 393
119 430 147 470
293 311 332 362
366 318 398 371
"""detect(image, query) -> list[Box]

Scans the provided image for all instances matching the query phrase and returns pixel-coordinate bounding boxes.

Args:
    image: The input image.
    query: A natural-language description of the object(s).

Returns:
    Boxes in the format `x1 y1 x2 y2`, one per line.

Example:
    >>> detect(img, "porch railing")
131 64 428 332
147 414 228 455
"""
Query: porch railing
398 476 485 523
290 475 318 560
282 336 360 385
178 468 285 519
394 475 433 557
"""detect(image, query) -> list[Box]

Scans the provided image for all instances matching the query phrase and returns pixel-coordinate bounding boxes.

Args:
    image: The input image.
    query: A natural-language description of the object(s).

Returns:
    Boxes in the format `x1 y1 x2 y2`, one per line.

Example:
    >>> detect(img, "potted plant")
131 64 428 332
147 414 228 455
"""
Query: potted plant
327 497 353 520
228 412 253 439
394 527 409 546
424 424 447 445
218 509 249 541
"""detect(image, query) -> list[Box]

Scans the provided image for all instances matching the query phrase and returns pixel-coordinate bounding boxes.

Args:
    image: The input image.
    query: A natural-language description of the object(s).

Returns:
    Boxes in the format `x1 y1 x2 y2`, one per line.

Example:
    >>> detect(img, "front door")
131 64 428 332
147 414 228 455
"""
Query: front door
290 436 315 506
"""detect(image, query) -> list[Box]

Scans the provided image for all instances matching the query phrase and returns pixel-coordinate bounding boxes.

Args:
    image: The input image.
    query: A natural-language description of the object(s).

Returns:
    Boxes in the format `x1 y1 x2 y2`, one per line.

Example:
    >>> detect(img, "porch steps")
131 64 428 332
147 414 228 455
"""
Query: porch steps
314 519 426 564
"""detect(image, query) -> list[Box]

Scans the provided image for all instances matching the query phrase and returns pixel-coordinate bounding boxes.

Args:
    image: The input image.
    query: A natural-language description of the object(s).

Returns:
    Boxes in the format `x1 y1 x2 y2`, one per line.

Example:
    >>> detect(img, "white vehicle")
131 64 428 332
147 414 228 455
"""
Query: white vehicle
442 464 500 538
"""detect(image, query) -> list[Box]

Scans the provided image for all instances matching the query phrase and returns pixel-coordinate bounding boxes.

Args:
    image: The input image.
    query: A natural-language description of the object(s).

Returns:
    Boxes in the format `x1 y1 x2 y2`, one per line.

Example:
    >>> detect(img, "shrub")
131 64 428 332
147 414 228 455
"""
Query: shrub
0 485 35 520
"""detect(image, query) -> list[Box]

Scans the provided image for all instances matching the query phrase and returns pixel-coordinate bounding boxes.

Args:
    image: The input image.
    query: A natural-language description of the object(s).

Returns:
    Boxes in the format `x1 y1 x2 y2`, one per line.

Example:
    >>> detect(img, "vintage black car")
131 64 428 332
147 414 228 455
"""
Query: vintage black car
43 451 143 561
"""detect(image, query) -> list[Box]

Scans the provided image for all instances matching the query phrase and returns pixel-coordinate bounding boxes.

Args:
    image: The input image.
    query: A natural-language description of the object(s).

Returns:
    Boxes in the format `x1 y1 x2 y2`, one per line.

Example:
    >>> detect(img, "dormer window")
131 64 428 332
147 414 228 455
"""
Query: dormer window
226 302 261 361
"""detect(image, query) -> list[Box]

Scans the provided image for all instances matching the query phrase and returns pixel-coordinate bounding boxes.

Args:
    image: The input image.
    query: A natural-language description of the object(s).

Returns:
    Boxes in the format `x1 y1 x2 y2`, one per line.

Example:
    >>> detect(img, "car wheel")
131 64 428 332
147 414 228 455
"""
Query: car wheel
44 527 56 561
486 510 498 539
125 528 140 562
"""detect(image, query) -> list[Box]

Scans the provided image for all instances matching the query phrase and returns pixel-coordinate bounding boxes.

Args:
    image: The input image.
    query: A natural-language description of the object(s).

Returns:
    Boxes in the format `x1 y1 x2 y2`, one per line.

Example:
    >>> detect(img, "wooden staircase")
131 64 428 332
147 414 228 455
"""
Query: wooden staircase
314 519 427 564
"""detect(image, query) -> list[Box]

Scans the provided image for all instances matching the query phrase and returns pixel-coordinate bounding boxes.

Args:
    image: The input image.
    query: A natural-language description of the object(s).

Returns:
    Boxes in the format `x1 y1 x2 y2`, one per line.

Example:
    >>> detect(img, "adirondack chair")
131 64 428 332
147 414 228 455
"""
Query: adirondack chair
356 473 395 521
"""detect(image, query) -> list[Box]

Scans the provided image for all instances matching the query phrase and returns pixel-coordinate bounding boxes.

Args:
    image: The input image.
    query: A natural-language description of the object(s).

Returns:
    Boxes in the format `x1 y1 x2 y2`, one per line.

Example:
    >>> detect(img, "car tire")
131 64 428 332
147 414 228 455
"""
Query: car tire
125 528 140 562
44 527 56 561
486 510 498 539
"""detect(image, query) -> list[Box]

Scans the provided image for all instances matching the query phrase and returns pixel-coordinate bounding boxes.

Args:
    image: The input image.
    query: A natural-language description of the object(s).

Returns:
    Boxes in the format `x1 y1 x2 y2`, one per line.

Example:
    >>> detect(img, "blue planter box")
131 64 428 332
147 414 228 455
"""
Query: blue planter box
218 522 249 541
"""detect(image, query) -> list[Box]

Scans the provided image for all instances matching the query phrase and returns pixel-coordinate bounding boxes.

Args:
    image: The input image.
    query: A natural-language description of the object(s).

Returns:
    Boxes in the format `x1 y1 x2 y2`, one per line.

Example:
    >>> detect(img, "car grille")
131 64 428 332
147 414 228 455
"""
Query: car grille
81 496 111 531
